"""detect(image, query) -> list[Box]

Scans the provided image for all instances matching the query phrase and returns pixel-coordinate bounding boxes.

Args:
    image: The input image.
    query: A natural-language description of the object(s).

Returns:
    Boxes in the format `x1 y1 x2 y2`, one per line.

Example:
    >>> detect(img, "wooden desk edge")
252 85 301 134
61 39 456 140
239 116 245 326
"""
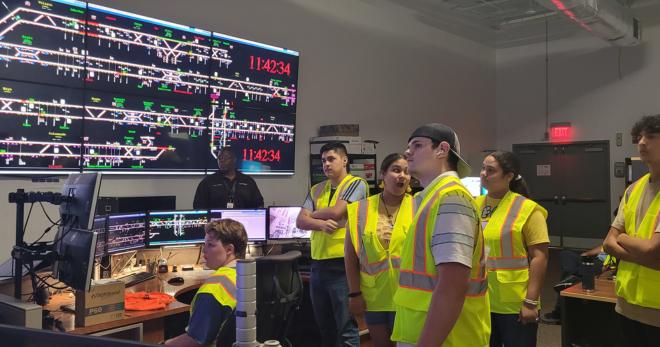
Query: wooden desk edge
560 279 617 304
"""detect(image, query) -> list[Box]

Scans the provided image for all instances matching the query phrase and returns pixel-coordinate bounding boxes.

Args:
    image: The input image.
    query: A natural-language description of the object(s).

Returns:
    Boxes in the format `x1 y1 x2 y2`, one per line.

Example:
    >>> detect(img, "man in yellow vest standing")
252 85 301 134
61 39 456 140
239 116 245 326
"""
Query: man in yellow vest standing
297 142 369 347
603 115 660 346
392 123 490 347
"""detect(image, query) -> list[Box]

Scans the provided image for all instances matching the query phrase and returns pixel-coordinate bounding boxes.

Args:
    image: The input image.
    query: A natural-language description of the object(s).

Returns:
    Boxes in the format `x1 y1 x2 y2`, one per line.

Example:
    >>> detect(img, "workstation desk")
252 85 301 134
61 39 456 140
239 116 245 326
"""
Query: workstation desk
45 267 211 344
560 277 624 347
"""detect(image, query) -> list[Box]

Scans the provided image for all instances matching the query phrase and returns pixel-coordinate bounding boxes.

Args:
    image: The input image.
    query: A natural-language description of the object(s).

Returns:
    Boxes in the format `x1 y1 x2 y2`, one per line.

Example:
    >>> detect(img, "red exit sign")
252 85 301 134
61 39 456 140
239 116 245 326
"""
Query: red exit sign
550 122 572 142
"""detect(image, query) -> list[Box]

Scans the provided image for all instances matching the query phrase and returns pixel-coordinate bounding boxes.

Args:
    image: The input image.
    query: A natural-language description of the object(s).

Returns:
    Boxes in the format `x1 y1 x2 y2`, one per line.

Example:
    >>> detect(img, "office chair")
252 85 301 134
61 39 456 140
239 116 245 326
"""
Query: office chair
255 250 303 347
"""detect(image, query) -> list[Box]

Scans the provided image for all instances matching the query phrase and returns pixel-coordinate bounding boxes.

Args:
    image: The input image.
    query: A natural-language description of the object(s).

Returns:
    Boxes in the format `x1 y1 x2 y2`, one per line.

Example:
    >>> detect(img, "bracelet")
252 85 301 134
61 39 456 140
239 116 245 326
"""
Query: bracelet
523 298 540 307
348 291 362 298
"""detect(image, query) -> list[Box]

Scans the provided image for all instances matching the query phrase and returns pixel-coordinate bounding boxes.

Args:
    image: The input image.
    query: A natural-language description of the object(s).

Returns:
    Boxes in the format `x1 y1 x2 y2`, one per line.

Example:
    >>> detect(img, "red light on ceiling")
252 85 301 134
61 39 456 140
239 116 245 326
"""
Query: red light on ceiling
549 123 573 142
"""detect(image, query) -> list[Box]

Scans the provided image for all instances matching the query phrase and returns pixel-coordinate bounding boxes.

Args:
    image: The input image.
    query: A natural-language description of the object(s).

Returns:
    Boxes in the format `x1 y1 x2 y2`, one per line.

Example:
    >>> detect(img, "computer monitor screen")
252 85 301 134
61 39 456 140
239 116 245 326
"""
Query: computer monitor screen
91 215 108 259
106 213 147 254
59 173 103 230
53 228 97 292
210 209 267 241
148 210 208 247
268 206 310 239
460 176 484 197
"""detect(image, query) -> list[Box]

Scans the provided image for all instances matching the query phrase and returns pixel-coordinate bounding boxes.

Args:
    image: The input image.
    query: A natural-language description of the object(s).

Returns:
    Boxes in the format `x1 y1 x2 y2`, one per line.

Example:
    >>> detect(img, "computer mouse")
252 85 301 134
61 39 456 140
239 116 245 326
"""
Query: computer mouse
168 276 185 285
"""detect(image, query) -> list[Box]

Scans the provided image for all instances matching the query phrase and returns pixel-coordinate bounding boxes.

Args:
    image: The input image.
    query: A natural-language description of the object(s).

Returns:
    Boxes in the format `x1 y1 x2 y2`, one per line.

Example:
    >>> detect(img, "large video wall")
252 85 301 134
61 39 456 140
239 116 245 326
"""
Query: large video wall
0 0 298 174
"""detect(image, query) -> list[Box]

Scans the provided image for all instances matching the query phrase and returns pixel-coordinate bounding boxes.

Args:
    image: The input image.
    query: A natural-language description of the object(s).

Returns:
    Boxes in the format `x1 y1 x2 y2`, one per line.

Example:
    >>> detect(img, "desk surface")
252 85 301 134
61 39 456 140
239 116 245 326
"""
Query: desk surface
560 277 617 304
45 267 212 335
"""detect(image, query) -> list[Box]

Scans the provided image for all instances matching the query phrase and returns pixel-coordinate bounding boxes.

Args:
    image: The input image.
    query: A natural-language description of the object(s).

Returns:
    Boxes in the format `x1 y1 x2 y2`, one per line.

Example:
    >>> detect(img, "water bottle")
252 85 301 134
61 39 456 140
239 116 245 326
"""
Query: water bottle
581 255 595 292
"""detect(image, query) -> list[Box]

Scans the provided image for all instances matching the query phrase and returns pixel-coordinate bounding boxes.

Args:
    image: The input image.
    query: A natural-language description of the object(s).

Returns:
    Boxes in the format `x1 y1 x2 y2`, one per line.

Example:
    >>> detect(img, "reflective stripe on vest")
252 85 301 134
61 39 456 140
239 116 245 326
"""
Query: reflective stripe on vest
398 180 488 296
204 274 237 300
482 194 530 270
354 198 406 275
191 267 237 314
617 173 660 309
310 174 367 260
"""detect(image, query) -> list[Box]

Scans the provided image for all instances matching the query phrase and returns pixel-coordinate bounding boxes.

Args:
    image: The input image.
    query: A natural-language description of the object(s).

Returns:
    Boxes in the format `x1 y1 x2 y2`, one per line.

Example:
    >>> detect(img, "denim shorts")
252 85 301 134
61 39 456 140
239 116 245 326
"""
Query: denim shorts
364 310 396 330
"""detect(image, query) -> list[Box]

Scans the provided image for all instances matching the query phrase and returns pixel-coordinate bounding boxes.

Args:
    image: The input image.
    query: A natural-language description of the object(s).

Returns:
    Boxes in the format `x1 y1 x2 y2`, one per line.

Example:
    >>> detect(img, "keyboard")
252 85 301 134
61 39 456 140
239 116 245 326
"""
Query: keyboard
116 272 156 287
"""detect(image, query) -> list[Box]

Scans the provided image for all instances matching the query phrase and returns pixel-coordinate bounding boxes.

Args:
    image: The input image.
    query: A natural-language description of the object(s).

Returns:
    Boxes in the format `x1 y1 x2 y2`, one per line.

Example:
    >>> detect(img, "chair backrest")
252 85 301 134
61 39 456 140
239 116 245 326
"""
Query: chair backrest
216 310 236 347
255 250 303 343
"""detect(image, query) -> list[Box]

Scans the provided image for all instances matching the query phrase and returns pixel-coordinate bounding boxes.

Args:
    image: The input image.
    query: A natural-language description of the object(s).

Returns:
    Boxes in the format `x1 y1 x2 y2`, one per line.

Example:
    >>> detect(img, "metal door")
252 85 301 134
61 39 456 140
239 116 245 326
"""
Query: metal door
513 141 610 248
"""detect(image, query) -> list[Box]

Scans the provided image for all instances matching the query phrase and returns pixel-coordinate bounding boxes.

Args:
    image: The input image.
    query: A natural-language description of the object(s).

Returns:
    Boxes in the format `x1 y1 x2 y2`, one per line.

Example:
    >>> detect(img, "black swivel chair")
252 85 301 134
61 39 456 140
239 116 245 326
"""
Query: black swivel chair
255 250 303 347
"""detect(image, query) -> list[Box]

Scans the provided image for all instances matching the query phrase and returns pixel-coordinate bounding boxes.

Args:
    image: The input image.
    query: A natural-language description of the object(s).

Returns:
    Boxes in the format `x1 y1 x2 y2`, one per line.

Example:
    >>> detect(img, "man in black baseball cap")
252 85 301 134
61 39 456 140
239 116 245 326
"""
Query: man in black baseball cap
391 123 490 346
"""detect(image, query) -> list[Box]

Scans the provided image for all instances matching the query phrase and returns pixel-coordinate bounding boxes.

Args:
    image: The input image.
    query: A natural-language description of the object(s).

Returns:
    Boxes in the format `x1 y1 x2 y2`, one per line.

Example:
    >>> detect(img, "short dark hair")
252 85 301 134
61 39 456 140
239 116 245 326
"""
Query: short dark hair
216 147 236 159
631 115 660 143
320 142 348 157
205 219 248 258
429 139 458 171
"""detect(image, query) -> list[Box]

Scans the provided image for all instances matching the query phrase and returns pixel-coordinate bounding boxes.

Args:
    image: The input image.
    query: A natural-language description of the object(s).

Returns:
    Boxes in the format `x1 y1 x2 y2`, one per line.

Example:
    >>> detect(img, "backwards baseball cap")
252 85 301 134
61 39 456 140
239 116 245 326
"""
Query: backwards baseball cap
408 123 471 178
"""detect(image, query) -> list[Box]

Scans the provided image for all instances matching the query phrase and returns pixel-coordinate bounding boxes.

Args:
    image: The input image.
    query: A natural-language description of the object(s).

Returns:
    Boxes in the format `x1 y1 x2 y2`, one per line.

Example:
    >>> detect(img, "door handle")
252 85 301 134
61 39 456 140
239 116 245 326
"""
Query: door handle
554 195 559 204
561 195 567 205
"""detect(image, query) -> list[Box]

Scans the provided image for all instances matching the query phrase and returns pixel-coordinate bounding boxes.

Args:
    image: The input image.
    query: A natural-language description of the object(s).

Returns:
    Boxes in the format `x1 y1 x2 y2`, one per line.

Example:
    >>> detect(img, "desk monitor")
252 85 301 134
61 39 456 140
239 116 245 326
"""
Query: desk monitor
107 213 147 254
148 210 208 247
52 228 98 292
268 206 310 239
210 209 267 241
92 215 108 259
460 176 485 197
59 173 103 230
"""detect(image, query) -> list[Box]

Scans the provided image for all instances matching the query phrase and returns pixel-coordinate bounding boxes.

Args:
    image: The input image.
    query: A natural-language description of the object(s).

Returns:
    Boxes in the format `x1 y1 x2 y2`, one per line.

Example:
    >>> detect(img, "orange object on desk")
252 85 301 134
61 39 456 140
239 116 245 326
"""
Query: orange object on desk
125 292 176 311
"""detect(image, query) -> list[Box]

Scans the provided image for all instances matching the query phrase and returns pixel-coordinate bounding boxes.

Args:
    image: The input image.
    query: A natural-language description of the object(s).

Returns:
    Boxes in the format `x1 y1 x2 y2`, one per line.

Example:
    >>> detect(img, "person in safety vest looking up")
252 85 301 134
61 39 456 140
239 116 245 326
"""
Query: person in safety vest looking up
392 123 490 347
478 151 549 347
165 219 247 347
603 115 660 347
345 153 413 347
296 142 369 347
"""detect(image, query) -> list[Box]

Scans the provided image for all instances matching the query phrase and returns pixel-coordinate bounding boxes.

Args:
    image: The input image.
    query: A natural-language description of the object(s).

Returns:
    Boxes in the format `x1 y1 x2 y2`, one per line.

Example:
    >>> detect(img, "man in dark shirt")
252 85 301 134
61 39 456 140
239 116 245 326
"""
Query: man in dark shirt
193 147 264 209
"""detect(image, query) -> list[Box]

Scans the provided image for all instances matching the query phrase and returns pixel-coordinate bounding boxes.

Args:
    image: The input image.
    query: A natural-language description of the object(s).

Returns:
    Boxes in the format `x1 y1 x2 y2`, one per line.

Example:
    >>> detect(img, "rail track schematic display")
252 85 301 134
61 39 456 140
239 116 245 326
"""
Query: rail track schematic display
0 0 299 174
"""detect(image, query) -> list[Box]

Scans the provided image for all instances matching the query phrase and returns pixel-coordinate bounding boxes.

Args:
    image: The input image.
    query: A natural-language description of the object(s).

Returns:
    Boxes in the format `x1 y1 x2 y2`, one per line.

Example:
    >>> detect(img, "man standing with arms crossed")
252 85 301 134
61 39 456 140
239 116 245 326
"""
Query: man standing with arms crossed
392 123 490 347
603 115 660 346
297 142 369 347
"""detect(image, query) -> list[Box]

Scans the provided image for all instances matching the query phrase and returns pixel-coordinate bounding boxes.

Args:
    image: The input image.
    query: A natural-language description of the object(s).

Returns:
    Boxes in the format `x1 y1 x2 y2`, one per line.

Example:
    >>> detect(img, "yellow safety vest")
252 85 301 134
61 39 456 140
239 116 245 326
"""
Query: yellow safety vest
346 193 413 311
477 192 547 314
191 266 237 312
616 173 660 309
392 175 490 346
310 174 368 260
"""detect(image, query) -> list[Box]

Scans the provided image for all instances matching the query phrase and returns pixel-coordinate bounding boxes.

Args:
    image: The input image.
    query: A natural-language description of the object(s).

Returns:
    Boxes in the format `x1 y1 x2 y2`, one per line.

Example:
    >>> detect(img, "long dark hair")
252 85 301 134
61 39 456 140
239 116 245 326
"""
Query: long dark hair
488 151 530 198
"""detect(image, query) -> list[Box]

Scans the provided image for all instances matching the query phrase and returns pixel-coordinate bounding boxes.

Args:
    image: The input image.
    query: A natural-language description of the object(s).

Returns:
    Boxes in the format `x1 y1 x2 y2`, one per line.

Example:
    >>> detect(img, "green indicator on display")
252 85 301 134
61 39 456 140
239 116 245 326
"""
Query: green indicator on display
128 130 136 134
131 165 144 169
69 8 84 14
59 125 69 130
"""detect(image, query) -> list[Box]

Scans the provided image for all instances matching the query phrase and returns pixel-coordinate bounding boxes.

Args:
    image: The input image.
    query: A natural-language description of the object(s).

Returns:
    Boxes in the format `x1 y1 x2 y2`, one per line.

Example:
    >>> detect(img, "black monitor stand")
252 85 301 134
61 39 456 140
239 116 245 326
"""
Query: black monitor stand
8 189 68 300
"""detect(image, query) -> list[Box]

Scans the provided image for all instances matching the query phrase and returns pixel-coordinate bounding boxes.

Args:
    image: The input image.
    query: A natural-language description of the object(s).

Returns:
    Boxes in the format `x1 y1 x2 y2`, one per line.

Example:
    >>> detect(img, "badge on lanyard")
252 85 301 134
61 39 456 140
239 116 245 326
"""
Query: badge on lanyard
227 202 234 209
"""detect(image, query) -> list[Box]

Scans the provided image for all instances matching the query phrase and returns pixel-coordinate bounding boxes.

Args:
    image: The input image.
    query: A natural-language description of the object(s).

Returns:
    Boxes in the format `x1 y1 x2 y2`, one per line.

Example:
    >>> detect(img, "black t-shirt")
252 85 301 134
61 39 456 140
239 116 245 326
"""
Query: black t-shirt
193 171 264 209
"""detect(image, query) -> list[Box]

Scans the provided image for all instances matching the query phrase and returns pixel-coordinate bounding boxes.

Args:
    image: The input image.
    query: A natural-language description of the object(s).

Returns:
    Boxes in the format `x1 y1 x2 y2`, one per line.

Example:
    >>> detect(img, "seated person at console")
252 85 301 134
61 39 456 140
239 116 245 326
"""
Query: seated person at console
165 219 248 347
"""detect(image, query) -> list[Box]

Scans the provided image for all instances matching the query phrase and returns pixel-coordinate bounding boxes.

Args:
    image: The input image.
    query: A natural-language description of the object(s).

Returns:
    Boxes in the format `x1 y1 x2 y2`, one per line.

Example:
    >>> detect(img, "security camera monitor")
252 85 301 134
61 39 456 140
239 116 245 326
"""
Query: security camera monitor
267 206 310 239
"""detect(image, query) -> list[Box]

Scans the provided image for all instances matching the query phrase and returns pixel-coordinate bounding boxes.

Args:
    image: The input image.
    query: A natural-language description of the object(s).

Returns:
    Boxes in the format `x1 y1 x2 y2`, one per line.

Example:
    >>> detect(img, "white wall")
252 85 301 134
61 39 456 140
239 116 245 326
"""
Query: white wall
496 23 660 216
0 1 496 258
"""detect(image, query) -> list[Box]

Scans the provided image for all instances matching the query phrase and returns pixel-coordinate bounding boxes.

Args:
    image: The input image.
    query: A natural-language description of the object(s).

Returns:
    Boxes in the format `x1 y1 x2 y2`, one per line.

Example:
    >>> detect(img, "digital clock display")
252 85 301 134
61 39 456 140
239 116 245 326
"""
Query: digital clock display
249 56 292 76
243 148 282 162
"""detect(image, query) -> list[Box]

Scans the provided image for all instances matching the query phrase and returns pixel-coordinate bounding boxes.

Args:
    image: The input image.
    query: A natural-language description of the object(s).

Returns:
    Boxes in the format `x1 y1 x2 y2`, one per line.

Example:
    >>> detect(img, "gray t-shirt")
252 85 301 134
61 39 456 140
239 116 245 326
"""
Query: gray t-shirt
302 178 368 211
415 171 479 269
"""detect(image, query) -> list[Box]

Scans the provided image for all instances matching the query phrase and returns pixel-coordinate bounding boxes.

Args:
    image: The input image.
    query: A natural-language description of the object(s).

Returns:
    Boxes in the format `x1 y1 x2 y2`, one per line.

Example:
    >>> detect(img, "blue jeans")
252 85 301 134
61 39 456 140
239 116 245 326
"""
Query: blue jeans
490 312 538 347
310 259 360 347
